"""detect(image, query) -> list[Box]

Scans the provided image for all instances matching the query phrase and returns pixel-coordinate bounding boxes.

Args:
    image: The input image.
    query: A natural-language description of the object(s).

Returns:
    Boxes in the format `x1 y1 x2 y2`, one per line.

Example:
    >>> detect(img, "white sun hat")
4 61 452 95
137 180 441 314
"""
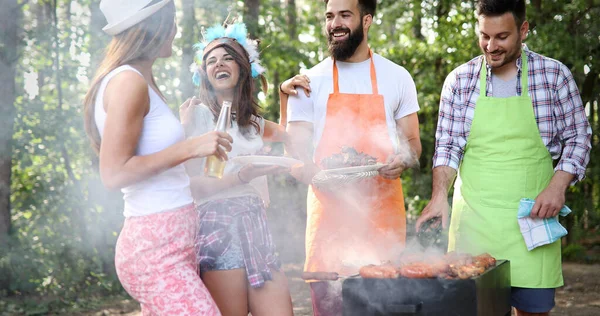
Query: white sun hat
100 0 172 36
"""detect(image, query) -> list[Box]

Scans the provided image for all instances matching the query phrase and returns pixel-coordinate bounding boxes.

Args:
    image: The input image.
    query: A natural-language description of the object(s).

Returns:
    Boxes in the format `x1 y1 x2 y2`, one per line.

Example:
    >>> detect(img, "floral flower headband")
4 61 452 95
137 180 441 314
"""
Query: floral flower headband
190 22 265 86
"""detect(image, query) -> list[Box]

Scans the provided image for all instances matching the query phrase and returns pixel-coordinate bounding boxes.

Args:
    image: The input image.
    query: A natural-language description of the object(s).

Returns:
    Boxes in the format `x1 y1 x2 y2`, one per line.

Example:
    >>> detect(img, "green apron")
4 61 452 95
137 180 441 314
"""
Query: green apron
447 52 563 288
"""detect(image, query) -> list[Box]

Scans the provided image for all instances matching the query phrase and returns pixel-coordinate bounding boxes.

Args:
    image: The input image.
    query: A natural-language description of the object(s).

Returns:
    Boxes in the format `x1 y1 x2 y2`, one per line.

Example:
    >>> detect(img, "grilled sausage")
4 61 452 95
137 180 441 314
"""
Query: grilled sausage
474 253 496 269
430 260 450 276
455 263 486 279
359 265 385 278
301 271 339 281
380 264 401 278
399 262 435 278
359 264 400 278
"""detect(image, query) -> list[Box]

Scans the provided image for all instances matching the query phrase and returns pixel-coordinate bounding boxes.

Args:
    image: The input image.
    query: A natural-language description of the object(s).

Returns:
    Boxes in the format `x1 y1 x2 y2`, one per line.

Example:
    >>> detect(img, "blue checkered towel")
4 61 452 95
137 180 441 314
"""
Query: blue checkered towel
517 198 571 251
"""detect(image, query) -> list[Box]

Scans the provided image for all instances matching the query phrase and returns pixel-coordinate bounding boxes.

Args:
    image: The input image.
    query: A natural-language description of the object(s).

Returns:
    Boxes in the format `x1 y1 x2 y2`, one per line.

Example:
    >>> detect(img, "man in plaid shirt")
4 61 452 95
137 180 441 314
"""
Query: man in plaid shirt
416 0 591 315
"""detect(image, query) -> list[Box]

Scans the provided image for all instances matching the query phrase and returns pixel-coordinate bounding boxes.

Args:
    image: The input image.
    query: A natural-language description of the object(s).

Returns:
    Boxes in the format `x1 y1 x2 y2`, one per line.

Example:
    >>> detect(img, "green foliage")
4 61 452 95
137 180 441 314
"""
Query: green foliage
562 243 587 262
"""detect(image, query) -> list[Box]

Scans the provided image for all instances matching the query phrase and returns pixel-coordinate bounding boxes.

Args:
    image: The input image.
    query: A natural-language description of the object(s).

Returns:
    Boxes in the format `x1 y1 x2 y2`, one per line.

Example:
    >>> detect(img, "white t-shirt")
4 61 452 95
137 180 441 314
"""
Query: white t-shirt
287 54 420 154
185 103 269 205
95 65 194 217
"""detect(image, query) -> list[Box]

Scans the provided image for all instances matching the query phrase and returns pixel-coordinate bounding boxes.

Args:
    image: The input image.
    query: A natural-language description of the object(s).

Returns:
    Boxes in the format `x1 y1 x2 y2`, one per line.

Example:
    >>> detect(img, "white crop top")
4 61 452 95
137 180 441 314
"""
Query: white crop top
94 65 194 217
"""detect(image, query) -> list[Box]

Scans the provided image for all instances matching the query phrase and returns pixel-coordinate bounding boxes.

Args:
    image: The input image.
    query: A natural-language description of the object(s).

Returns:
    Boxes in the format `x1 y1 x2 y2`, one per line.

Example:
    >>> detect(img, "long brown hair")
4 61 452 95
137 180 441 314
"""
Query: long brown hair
83 0 176 153
198 42 267 135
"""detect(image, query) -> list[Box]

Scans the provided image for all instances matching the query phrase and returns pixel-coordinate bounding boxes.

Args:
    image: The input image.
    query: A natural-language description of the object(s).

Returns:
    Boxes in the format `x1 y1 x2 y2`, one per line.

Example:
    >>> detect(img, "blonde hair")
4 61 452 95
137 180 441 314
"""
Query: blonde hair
83 0 175 153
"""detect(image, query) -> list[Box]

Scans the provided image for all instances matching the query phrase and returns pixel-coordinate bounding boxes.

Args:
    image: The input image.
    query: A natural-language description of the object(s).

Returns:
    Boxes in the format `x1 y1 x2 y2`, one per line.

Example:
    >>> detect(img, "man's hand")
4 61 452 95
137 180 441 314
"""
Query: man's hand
416 166 456 232
530 171 573 218
415 196 450 232
280 74 311 97
530 185 566 218
378 154 406 179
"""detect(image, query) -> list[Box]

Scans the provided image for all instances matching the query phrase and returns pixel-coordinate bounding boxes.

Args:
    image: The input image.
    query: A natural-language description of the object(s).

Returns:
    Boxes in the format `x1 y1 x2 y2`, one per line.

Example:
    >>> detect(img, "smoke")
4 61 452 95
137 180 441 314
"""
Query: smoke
319 279 343 312
273 111 425 273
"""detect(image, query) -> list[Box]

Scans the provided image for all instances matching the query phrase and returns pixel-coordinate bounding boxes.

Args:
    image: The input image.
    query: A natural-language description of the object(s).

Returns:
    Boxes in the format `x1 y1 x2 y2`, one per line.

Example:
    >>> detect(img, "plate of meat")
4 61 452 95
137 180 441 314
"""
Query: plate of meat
230 156 303 168
320 146 381 169
321 163 386 175
312 147 385 189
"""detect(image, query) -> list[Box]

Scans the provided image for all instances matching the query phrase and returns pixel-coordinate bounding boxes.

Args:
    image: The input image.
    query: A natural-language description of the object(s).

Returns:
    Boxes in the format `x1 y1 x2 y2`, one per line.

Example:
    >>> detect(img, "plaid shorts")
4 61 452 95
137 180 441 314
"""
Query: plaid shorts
196 195 281 288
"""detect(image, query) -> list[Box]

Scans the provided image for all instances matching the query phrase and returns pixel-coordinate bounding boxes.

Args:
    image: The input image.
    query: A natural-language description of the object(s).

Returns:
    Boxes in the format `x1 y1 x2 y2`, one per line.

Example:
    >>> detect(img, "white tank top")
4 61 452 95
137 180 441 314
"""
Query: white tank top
94 65 193 217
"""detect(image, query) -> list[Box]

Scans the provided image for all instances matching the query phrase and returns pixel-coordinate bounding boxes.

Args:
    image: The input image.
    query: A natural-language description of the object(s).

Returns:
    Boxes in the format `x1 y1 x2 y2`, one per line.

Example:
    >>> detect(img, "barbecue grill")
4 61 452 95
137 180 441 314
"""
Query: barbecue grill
342 260 511 316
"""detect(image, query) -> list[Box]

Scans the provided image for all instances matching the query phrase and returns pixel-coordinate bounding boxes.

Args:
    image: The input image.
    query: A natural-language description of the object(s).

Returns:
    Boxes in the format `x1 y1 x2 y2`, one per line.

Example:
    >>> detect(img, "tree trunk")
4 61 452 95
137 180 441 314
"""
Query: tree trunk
243 0 260 38
89 0 108 72
412 0 424 41
287 0 297 39
529 0 543 29
180 0 197 101
273 70 281 121
0 0 21 245
0 0 21 293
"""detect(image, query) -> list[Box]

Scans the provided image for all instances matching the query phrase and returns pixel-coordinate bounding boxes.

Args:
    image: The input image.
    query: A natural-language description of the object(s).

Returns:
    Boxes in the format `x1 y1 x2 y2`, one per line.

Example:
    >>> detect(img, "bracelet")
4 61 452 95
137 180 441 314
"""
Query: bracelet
279 82 285 94
237 170 250 184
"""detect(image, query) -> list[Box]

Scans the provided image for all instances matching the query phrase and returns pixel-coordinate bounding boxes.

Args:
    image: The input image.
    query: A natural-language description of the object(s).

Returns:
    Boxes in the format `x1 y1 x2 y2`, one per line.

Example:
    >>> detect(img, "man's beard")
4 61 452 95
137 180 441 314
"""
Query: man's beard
327 22 364 61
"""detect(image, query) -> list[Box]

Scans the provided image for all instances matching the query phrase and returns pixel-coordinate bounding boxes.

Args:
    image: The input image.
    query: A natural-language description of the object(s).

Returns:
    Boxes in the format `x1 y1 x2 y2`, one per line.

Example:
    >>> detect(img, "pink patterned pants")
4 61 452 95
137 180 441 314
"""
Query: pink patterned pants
115 204 221 316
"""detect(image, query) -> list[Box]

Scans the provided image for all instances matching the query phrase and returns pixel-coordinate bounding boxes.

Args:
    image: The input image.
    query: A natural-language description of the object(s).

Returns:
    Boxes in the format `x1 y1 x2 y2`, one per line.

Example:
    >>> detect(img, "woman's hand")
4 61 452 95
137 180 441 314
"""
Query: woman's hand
280 74 311 97
188 131 233 161
179 96 201 126
237 164 290 183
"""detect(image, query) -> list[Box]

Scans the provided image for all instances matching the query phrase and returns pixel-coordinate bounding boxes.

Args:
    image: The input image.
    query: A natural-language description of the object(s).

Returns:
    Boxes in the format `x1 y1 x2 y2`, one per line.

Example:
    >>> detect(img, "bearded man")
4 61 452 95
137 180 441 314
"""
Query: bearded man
416 1 591 315
280 0 422 315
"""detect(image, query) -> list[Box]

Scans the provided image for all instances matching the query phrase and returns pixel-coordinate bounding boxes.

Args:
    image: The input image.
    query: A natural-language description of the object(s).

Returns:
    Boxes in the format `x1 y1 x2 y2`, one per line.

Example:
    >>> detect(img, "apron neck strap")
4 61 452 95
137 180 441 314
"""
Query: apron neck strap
479 50 529 96
333 49 378 94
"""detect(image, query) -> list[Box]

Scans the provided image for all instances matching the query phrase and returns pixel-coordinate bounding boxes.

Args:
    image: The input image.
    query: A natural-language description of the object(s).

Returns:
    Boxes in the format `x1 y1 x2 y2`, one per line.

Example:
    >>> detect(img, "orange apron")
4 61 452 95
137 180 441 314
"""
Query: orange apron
305 51 406 276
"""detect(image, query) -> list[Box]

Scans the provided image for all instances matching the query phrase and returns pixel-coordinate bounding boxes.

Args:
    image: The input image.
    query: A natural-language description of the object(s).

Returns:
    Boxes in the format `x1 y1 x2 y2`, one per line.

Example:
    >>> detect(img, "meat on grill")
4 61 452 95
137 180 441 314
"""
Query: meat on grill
359 263 400 279
358 252 496 279
301 271 340 281
320 146 378 169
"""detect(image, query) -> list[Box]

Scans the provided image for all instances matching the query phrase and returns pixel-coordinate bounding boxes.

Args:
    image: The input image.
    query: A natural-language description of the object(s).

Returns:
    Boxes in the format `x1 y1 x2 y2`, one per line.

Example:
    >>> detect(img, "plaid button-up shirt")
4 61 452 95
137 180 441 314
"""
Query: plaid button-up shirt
433 46 592 182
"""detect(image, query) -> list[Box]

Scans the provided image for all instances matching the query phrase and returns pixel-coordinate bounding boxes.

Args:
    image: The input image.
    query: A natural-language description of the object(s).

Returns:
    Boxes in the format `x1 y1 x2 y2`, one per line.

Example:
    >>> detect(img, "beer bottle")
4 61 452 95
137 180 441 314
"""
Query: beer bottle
204 101 232 178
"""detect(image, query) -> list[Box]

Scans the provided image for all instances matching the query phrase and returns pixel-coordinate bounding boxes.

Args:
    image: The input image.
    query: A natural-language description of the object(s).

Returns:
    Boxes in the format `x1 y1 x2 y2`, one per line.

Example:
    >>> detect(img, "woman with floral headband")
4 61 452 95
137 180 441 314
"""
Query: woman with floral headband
181 23 294 316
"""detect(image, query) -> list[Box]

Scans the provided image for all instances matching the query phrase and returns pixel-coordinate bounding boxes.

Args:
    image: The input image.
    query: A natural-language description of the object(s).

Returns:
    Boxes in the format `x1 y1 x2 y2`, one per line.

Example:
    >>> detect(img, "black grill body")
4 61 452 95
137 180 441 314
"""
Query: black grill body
342 260 511 316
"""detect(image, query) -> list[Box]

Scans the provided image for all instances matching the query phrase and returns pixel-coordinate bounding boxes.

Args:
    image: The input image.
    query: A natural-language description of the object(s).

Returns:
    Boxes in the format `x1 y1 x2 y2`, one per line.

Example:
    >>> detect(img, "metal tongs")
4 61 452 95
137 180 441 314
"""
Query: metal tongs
412 217 443 249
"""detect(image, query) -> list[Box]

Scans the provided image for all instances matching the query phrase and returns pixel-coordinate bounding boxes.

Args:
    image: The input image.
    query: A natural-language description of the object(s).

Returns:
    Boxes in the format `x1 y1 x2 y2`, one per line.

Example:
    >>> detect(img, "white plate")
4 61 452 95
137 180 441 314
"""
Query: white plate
230 155 304 168
321 163 386 175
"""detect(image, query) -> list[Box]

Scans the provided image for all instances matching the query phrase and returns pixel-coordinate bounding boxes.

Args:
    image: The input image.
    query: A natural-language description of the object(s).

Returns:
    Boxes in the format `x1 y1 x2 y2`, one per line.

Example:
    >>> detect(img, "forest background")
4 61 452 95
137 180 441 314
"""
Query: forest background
0 0 599 314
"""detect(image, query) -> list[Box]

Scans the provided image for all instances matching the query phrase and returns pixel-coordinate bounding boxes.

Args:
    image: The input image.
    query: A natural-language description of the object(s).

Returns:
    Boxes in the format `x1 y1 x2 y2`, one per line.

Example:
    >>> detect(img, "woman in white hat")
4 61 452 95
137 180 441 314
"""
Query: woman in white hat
83 0 228 314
